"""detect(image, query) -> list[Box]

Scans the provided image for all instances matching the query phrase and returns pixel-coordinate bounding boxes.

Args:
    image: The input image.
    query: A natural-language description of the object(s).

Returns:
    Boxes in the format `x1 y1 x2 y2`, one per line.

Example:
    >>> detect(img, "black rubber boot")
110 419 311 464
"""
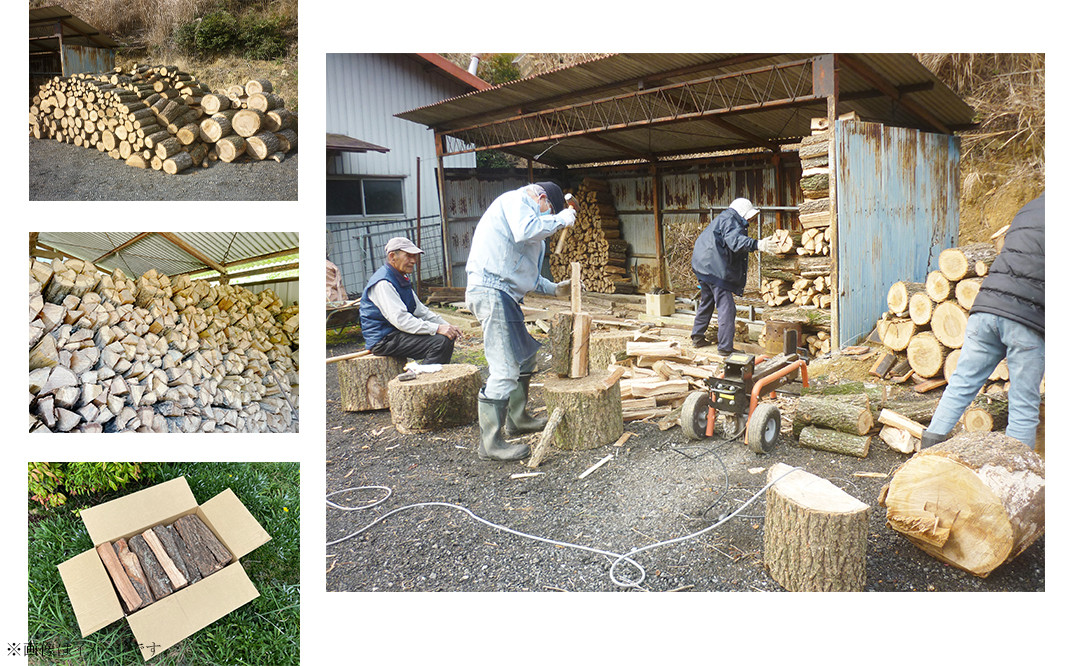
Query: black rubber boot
477 395 530 461
505 374 547 435
920 429 951 449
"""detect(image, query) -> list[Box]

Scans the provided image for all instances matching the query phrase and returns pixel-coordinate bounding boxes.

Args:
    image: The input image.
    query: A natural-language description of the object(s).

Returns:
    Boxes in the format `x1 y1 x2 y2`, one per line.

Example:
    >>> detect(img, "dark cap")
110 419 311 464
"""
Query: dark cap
535 181 566 214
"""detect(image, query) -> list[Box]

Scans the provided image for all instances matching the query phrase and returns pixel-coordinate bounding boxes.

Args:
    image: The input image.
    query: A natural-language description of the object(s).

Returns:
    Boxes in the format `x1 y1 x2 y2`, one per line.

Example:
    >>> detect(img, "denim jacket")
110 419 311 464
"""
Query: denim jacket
465 185 570 302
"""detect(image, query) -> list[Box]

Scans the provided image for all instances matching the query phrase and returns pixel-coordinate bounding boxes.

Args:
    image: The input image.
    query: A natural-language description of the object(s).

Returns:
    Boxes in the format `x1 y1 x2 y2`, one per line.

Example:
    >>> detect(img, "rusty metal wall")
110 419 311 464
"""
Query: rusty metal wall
61 44 114 76
835 120 960 346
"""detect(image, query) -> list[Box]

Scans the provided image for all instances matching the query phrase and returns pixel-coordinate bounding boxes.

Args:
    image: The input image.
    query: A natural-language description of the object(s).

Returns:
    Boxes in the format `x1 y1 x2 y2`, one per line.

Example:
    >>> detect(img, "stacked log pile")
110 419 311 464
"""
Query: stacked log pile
28 64 298 174
97 514 232 613
30 258 299 433
874 242 1001 389
548 178 633 294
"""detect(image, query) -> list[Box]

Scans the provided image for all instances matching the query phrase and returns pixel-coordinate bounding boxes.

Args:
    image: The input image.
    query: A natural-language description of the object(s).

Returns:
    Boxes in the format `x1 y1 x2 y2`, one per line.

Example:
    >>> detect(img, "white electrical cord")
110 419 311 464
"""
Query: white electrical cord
326 467 802 589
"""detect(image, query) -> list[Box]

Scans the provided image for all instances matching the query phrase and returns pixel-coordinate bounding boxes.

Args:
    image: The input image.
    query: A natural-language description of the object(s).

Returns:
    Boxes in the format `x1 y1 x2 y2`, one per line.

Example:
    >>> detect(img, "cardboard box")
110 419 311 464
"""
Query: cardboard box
57 477 271 661
645 292 675 317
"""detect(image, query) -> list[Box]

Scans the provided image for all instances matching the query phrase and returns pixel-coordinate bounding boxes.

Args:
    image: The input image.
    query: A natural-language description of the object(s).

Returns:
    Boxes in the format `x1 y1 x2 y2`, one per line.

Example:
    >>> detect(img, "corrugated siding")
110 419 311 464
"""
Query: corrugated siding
325 54 478 290
835 120 960 345
61 44 114 75
442 172 530 286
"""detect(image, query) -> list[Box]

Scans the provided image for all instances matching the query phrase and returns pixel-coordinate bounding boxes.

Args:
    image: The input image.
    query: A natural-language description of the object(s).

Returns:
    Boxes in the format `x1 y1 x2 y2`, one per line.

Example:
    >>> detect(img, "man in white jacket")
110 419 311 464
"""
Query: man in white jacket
466 181 576 461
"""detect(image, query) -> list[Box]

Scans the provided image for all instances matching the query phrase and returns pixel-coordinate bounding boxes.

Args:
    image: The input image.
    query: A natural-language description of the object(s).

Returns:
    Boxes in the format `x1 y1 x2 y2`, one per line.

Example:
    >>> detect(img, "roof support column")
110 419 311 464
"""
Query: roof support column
434 131 453 288
651 165 666 292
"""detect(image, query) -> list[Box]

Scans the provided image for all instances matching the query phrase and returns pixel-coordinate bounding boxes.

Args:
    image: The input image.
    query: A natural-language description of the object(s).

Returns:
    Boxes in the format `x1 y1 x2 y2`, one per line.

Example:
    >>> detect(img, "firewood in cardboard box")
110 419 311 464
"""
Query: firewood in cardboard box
96 542 144 613
174 514 233 576
128 534 175 600
113 538 155 607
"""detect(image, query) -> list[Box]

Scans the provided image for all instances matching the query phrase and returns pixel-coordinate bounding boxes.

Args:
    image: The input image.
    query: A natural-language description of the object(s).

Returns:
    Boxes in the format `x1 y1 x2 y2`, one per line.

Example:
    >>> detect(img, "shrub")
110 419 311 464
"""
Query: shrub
29 462 162 508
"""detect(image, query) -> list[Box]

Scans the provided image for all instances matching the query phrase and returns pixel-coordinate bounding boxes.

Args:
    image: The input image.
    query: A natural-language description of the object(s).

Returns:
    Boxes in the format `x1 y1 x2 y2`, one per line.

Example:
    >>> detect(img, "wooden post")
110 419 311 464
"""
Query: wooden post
434 132 452 288
651 165 666 291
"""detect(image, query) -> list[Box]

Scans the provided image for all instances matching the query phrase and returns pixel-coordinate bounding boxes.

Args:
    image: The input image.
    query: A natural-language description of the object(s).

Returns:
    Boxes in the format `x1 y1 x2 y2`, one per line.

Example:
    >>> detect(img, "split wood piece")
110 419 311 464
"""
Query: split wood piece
963 395 1009 432
386 364 481 433
869 351 897 379
141 527 188 590
549 312 574 377
96 542 144 612
887 281 925 316
128 534 174 600
542 371 623 451
173 514 232 577
955 277 983 310
878 408 926 440
913 378 947 393
527 406 565 468
326 349 372 364
150 524 199 586
600 365 627 390
793 394 873 435
798 425 871 458
879 432 1045 577
907 331 949 378
879 424 918 453
336 354 406 411
925 270 952 302
570 313 592 379
215 134 246 162
908 292 935 326
879 317 917 352
763 463 870 591
769 229 795 254
930 301 968 349
113 538 154 607
939 243 998 281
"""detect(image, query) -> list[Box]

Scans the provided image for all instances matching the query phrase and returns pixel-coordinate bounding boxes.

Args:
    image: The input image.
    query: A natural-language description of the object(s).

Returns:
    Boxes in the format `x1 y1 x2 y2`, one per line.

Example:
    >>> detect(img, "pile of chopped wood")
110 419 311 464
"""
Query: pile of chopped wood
548 178 634 294
28 64 297 174
610 339 720 423
30 258 299 433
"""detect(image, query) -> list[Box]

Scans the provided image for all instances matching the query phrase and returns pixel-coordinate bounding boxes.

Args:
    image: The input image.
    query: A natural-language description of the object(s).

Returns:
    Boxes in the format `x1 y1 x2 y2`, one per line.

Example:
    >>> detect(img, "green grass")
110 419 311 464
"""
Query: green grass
28 463 299 666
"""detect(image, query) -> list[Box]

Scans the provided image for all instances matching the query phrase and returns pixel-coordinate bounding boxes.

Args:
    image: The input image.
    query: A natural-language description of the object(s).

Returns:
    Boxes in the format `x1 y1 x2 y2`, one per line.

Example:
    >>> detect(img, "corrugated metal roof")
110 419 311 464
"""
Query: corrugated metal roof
36 231 299 278
326 133 389 153
30 5 120 53
397 53 977 167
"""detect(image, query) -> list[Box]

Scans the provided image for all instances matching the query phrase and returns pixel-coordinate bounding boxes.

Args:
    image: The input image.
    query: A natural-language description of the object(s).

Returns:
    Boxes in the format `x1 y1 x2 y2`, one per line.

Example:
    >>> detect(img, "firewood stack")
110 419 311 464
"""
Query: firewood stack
28 64 298 174
874 242 1002 389
30 258 299 434
548 178 633 294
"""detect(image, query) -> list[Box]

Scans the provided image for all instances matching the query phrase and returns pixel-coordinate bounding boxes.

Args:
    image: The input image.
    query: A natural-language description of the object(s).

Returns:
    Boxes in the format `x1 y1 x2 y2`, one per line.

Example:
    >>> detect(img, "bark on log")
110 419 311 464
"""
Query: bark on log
907 331 949 378
386 364 482 433
798 425 871 458
215 134 246 162
931 301 968 349
549 312 574 377
964 395 1009 432
879 432 1045 577
939 243 999 281
274 128 297 153
792 394 873 435
96 542 144 612
128 534 174 600
543 371 623 450
113 538 154 606
245 131 280 161
763 463 870 591
158 524 201 584
336 354 406 411
173 514 231 577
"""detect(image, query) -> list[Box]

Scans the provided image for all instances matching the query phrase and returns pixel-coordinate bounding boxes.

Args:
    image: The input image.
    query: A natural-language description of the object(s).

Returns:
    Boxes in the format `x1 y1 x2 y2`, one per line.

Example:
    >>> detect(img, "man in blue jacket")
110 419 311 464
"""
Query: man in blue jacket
359 237 462 364
922 193 1045 449
466 181 576 461
691 198 776 354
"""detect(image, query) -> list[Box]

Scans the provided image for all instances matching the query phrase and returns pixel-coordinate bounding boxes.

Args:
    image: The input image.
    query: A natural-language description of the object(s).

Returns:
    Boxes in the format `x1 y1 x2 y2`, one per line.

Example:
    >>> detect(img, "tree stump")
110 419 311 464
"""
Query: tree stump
878 432 1045 577
337 355 406 411
763 463 870 591
542 371 623 450
386 364 481 433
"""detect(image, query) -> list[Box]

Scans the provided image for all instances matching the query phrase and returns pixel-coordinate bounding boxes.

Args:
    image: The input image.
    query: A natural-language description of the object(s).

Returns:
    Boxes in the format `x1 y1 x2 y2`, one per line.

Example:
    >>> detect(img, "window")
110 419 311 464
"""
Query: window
327 177 404 217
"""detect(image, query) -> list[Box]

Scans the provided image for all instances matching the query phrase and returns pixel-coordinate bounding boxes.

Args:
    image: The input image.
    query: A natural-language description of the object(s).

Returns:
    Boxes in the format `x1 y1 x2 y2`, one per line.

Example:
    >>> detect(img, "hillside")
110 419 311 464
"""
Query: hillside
448 53 1044 242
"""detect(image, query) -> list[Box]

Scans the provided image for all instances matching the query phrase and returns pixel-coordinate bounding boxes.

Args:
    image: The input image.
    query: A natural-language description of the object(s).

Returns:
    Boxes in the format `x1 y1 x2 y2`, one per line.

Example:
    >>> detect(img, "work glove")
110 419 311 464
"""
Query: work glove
555 279 571 298
757 236 777 255
556 206 577 228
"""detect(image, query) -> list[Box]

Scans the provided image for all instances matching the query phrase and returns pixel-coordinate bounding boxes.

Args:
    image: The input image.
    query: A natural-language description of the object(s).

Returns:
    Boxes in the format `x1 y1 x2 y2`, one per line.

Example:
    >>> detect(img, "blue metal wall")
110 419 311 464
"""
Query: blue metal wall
834 121 960 345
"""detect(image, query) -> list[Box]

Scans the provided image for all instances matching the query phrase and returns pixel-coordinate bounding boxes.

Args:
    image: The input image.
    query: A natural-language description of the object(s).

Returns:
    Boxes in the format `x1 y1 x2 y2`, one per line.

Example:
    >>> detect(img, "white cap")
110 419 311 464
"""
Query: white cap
730 198 760 221
384 237 423 255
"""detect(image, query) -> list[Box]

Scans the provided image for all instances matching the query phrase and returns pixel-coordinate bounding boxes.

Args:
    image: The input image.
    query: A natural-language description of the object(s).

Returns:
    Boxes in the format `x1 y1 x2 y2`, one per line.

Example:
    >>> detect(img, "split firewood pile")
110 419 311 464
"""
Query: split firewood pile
28 64 297 174
612 340 722 423
96 514 232 613
874 241 1002 396
30 258 299 433
548 178 634 294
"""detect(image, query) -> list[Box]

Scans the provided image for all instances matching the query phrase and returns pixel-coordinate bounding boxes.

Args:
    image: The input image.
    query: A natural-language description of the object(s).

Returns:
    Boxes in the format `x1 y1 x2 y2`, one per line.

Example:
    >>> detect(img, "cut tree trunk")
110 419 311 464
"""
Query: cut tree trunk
232 109 264 137
963 395 1009 432
931 301 968 349
336 355 406 411
798 426 871 458
925 270 952 302
763 463 870 591
880 317 917 352
215 134 246 163
887 281 925 316
939 243 999 281
955 277 984 310
543 371 623 450
386 364 482 433
879 432 1045 577
907 331 949 378
908 292 935 326
245 131 280 161
792 394 873 435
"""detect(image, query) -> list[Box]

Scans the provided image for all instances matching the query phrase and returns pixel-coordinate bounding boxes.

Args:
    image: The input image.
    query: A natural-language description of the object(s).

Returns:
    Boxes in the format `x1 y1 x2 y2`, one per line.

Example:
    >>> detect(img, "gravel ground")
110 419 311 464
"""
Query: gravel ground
28 137 297 201
325 337 1044 594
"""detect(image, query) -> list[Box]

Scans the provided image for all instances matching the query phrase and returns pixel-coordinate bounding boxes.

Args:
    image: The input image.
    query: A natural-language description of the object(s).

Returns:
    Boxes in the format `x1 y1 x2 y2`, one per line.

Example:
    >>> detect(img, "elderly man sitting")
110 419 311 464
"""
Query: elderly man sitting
359 237 462 364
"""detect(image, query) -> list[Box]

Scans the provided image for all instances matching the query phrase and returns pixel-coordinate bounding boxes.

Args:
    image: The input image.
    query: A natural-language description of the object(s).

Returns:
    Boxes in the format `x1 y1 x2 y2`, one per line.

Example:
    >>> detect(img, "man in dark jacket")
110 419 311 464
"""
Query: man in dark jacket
691 198 776 354
922 193 1045 449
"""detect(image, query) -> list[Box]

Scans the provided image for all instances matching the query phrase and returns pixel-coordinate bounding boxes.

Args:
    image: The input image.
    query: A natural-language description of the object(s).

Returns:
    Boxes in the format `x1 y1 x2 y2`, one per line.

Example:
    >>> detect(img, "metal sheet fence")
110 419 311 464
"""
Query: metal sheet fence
326 218 445 299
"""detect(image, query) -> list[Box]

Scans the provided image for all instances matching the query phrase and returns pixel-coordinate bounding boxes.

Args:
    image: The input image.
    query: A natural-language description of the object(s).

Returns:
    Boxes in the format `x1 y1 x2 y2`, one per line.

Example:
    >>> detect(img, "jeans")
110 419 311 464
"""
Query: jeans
692 282 737 352
928 312 1045 448
466 286 540 401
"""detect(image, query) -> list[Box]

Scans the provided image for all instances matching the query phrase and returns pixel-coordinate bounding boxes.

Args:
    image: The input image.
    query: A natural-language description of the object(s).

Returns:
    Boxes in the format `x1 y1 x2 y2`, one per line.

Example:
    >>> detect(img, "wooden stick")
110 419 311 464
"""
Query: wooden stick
570 262 582 313
326 349 372 364
578 454 614 480
601 365 627 390
527 406 566 468
877 408 926 439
